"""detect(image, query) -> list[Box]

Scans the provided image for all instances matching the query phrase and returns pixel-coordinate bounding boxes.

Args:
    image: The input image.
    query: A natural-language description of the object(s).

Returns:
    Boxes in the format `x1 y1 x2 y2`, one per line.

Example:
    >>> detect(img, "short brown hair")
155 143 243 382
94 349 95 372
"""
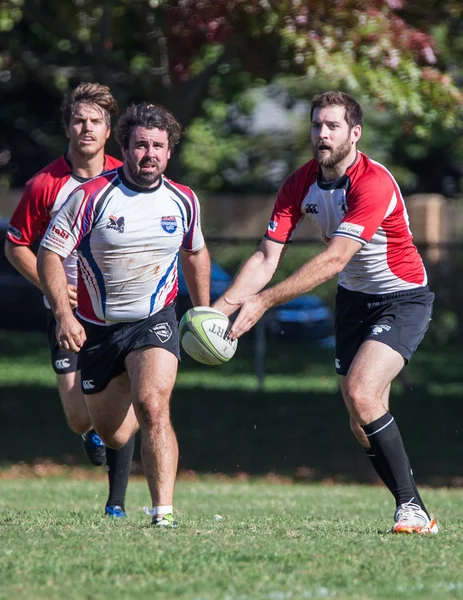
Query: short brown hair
115 103 182 151
310 91 363 129
61 82 119 129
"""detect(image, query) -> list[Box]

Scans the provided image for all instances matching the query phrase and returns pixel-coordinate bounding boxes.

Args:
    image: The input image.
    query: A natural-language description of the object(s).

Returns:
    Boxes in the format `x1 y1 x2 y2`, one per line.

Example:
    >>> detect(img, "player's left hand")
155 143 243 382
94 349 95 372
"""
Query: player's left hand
227 294 268 340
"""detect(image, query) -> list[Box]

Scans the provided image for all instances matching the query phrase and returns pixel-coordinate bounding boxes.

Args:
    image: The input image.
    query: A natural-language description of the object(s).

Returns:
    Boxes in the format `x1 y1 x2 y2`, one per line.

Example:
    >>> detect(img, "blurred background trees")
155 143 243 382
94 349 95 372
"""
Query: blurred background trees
0 0 461 194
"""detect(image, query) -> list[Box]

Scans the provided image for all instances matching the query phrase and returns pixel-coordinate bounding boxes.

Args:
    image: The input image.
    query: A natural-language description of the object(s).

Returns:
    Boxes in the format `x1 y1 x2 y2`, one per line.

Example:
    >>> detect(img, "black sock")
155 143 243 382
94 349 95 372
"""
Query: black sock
365 447 394 492
362 412 429 514
106 434 136 509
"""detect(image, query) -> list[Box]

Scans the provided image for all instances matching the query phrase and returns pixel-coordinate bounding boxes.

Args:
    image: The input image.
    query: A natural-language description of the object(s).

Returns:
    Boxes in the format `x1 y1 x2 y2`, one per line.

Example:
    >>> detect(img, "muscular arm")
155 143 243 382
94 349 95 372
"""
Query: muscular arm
213 238 287 317
37 247 85 352
180 246 211 307
230 236 362 338
4 241 42 289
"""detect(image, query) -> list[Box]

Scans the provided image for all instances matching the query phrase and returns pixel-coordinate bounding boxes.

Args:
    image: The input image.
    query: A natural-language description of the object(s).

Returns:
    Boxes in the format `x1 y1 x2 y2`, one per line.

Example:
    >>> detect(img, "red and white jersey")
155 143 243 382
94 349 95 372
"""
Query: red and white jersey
7 154 122 290
40 168 205 325
265 152 427 293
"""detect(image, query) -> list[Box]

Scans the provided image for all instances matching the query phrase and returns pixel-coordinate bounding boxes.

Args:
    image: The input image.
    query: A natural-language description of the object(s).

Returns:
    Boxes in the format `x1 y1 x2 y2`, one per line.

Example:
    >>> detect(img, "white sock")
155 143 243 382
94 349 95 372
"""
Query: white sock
152 505 173 517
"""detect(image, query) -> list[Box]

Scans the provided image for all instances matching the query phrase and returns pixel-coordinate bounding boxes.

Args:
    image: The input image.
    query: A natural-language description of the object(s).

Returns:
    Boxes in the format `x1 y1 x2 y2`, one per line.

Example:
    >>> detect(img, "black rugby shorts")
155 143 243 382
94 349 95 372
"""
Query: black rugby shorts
334 285 434 376
78 303 180 395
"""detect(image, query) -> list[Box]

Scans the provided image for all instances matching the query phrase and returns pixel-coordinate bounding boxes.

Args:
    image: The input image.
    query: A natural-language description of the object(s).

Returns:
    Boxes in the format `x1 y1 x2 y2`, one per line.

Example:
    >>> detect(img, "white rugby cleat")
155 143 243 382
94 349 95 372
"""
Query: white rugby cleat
390 501 438 534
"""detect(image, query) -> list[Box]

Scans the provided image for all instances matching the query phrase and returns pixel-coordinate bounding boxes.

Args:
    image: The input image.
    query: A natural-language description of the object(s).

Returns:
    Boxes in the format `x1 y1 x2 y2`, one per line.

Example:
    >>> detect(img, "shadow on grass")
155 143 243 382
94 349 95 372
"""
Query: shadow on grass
1 382 461 486
1 329 462 485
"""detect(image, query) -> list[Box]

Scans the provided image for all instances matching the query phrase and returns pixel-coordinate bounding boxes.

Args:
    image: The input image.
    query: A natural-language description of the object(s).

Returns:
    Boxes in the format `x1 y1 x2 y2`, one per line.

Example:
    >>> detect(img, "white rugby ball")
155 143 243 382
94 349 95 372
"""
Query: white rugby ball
179 306 238 366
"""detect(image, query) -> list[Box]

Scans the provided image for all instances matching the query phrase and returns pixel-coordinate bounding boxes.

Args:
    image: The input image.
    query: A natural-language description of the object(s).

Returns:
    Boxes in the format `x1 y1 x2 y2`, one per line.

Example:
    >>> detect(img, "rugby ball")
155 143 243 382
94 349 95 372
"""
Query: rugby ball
179 306 238 366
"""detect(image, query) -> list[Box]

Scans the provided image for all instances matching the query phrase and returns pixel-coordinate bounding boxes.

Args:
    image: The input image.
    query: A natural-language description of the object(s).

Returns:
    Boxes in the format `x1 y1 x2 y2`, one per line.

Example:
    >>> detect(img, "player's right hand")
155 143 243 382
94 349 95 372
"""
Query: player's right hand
67 284 78 309
56 313 86 353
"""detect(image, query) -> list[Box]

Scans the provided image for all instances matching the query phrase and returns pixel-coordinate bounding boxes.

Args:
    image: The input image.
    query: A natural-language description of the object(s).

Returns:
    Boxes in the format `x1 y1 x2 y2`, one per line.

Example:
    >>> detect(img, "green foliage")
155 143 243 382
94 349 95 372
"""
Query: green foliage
1 0 462 188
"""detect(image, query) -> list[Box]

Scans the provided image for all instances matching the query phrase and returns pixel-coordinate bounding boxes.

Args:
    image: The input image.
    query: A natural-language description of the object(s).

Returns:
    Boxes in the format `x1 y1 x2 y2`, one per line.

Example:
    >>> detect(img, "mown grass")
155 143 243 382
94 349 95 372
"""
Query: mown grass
1 476 462 600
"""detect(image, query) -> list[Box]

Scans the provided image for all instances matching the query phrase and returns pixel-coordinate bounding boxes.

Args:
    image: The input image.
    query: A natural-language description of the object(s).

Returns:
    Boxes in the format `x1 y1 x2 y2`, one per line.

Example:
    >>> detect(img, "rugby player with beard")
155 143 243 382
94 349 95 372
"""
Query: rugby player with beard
38 103 211 528
214 91 438 535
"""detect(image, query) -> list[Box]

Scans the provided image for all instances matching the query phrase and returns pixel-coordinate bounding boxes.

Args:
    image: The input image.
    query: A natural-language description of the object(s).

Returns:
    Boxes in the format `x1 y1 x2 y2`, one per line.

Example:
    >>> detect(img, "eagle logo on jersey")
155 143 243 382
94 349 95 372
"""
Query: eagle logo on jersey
107 215 125 233
161 216 177 234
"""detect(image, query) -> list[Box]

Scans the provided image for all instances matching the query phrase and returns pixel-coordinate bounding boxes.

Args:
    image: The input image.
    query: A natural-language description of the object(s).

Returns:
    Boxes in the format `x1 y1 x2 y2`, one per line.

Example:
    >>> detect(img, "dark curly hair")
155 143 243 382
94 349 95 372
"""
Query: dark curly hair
310 91 363 129
61 82 118 129
115 103 182 151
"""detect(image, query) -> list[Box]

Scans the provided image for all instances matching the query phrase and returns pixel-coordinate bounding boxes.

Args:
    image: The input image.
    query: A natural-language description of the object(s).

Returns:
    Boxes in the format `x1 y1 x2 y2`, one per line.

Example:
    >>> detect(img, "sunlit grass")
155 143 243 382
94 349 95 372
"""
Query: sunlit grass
0 476 462 600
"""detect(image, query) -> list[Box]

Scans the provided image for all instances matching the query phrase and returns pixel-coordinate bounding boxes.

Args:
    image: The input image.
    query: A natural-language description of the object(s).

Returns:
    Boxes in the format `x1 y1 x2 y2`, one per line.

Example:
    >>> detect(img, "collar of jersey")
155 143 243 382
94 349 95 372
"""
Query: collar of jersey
317 172 349 190
65 153 114 183
117 167 163 193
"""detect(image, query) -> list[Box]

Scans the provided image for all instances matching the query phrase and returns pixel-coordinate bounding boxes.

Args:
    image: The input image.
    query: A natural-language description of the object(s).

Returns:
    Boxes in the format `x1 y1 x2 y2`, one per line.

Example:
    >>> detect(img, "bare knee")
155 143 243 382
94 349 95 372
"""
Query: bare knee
61 394 92 434
136 392 171 429
97 428 132 450
66 416 92 436
343 379 379 424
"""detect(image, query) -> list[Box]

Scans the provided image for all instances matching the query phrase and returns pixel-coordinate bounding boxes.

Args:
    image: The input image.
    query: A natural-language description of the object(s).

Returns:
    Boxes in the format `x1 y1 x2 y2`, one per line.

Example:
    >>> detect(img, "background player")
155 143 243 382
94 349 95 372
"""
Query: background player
214 91 438 535
5 82 134 517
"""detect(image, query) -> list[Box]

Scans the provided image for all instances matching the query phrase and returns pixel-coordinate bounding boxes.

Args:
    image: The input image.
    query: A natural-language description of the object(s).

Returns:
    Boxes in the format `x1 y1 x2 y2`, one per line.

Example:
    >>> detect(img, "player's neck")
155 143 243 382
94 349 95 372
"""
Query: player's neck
67 148 106 179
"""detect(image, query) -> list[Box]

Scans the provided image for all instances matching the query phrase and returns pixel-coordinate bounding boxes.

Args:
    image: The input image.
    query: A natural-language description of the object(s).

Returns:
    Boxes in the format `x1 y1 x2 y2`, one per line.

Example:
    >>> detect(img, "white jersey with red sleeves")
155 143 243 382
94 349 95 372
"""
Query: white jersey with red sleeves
40 167 205 325
265 152 427 293
6 154 122 289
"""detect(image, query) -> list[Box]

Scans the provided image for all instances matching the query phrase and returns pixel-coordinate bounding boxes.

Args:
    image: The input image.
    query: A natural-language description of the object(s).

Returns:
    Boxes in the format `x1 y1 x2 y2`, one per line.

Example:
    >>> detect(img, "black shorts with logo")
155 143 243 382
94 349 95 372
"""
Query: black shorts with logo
78 303 180 395
46 309 79 374
335 285 434 376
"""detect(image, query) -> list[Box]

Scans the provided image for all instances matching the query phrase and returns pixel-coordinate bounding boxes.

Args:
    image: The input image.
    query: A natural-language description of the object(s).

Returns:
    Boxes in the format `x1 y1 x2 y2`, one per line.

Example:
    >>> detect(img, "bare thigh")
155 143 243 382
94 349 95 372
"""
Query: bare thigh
56 371 91 434
83 371 138 449
342 339 405 424
125 346 178 416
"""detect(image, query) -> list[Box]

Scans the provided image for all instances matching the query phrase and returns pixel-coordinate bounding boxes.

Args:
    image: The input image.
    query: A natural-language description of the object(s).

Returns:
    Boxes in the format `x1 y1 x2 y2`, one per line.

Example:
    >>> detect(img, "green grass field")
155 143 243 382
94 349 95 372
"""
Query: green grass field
1 329 463 599
1 475 462 600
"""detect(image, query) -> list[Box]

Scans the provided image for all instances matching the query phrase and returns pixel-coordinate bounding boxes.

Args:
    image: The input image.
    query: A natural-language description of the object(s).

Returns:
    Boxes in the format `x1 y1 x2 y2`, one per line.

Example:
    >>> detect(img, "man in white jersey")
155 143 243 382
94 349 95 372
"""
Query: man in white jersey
5 82 134 518
37 102 211 528
214 91 438 535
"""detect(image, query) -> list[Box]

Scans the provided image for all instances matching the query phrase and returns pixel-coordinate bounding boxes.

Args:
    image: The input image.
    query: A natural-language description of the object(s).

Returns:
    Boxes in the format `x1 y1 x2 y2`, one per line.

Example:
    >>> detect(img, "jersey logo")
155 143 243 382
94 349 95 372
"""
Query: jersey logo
149 323 172 343
370 324 392 335
337 222 364 237
161 216 177 234
268 220 278 232
52 224 70 239
305 203 319 215
339 198 348 216
7 224 22 241
107 215 125 233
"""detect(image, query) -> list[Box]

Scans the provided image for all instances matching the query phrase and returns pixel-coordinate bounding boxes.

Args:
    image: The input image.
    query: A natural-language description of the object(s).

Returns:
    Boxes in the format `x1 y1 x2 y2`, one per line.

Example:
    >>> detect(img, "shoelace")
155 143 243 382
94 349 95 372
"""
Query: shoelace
395 501 426 522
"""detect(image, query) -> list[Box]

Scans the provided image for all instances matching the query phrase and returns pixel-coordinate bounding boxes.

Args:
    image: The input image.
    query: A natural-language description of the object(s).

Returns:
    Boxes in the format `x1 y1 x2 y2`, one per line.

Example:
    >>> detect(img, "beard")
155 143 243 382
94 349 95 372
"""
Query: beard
127 156 164 187
313 137 352 169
